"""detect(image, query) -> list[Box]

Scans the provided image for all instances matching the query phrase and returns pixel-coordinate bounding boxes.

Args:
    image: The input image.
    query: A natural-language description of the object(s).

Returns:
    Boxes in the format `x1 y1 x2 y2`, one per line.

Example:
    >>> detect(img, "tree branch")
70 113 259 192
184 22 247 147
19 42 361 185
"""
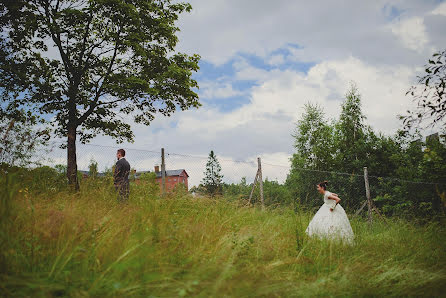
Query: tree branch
97 97 128 106
77 9 93 69
77 26 121 124
42 1 73 79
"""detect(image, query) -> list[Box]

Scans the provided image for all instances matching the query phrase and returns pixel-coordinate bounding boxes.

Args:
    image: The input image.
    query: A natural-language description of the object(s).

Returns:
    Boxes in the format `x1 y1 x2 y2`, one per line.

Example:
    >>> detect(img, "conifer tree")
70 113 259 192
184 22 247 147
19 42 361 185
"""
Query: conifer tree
202 150 223 197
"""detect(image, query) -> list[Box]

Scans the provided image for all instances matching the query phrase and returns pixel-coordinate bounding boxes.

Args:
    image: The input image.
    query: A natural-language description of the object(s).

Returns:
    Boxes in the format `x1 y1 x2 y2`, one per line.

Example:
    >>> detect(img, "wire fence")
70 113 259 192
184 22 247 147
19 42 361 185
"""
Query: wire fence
39 142 446 217
40 142 290 188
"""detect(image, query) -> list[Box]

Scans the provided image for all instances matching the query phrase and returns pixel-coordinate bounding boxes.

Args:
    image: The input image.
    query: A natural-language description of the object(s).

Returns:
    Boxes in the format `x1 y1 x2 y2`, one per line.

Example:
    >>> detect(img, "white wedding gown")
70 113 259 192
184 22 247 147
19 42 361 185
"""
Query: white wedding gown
305 191 354 244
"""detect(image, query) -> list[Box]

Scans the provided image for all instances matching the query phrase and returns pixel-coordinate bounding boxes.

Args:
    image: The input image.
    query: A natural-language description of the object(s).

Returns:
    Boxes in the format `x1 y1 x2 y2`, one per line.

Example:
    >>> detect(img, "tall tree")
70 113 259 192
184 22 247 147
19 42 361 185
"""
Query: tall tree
403 49 446 130
286 103 334 207
334 83 372 173
202 150 223 197
0 0 200 190
291 103 334 169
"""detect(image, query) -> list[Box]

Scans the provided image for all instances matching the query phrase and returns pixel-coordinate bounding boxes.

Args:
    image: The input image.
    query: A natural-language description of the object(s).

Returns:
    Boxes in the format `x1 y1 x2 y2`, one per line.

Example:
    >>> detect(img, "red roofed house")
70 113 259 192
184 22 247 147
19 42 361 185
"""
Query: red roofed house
154 166 189 191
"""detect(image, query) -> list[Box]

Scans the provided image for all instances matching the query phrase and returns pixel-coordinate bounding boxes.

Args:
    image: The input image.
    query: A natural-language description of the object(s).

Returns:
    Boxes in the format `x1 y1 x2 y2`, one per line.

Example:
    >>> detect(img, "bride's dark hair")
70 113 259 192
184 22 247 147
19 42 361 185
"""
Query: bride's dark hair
317 181 328 190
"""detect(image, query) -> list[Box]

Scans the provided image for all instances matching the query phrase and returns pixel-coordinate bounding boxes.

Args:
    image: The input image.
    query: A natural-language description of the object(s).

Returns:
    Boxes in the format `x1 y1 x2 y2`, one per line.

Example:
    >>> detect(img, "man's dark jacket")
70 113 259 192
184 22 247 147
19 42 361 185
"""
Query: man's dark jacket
114 157 130 187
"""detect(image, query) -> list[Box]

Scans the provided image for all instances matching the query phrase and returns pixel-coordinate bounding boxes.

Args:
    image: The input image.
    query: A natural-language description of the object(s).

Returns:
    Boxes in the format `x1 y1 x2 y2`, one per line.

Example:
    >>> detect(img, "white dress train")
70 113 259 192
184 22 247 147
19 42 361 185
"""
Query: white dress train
305 191 354 244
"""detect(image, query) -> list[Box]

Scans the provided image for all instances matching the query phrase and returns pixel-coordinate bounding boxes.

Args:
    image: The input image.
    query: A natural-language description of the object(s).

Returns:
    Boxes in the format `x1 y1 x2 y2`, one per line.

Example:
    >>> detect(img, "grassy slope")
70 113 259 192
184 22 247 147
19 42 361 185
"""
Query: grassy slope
1 179 445 297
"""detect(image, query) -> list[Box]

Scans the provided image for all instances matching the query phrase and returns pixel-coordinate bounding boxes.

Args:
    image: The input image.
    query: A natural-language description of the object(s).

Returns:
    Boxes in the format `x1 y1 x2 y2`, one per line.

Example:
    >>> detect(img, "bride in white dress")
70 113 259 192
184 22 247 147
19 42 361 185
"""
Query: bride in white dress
305 181 354 244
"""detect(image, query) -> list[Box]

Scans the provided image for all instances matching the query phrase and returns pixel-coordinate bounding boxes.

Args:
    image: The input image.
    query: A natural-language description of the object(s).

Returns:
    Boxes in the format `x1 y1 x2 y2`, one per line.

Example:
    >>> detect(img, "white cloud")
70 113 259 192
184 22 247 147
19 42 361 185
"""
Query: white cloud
178 0 441 66
200 80 243 99
431 2 446 16
233 57 271 81
267 54 286 66
260 152 292 182
237 56 415 134
390 17 429 52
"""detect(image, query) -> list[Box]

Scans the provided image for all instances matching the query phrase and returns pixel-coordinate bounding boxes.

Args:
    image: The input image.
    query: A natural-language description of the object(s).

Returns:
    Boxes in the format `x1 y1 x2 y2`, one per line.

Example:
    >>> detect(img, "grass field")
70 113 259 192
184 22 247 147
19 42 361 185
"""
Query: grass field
1 176 445 297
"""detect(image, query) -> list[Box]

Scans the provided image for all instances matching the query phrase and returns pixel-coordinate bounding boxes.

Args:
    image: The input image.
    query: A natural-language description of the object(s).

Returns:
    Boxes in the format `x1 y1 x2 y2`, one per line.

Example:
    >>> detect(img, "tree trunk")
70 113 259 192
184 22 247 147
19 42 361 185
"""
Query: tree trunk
67 123 79 191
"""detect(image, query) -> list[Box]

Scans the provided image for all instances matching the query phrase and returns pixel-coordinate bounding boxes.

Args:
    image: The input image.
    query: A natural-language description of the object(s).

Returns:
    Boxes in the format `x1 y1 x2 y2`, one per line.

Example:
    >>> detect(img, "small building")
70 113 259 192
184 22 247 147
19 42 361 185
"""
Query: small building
79 170 106 179
154 165 189 191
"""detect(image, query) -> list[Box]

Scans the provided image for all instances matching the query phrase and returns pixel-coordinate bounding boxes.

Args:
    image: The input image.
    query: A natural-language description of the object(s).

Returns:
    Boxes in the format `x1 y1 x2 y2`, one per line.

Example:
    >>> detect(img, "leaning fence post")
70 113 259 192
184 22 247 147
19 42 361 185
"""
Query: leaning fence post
258 157 264 208
161 148 166 194
248 173 257 205
363 167 372 224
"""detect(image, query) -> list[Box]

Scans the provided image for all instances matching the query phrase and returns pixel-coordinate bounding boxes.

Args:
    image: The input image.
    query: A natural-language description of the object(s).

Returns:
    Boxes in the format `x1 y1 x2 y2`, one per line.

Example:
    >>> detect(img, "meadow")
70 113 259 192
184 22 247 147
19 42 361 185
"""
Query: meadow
1 173 445 297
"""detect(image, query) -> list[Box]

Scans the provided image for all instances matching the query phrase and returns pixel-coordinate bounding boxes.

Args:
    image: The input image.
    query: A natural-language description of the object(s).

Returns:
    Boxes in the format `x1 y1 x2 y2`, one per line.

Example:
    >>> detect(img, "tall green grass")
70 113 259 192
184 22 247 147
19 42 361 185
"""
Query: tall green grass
1 175 445 297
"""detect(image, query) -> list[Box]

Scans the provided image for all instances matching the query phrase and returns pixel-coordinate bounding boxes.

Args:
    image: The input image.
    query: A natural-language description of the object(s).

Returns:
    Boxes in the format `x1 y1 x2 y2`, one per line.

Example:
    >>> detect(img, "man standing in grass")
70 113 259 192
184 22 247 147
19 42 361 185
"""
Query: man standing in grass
114 149 131 202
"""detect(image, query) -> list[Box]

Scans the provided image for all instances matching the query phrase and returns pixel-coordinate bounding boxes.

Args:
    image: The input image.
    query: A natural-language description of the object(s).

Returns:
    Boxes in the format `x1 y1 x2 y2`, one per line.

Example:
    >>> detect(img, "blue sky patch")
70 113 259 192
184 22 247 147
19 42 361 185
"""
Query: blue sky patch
193 46 316 113
382 4 403 21
201 95 251 113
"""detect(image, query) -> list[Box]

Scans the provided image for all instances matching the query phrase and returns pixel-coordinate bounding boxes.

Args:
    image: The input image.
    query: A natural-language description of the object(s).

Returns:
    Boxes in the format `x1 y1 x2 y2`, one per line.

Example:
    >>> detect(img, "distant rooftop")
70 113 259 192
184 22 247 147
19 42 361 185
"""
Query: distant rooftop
155 169 189 178
79 170 106 177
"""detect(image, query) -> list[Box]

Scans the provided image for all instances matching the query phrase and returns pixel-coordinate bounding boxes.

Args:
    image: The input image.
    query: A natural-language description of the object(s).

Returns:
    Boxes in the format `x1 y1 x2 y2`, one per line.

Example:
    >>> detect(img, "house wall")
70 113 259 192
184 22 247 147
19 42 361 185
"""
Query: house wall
155 173 188 191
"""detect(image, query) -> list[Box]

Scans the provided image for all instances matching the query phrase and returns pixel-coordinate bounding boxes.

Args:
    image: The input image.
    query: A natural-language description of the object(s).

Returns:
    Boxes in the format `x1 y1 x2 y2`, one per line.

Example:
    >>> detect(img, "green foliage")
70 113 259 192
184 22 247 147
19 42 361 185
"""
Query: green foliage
292 103 335 169
286 84 446 218
287 103 335 208
202 150 223 197
263 178 292 206
171 182 189 198
372 133 446 219
54 164 67 176
129 168 136 182
403 49 446 130
222 177 250 200
88 159 98 178
0 110 50 166
139 172 157 182
222 177 292 207
131 172 159 201
334 83 374 172
0 177 445 297
0 165 67 196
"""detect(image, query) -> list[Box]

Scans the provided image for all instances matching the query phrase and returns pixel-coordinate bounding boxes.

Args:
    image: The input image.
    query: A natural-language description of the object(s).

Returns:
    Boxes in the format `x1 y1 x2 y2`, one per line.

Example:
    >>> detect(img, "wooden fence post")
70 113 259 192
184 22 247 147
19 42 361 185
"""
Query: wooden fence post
363 167 372 224
248 173 258 204
355 200 368 216
248 157 264 207
161 148 166 194
258 157 264 207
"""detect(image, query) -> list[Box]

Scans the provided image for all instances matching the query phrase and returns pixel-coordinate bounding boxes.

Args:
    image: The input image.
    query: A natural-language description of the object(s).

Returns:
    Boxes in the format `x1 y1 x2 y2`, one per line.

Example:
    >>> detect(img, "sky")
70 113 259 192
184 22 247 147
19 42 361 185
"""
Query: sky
45 0 446 186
